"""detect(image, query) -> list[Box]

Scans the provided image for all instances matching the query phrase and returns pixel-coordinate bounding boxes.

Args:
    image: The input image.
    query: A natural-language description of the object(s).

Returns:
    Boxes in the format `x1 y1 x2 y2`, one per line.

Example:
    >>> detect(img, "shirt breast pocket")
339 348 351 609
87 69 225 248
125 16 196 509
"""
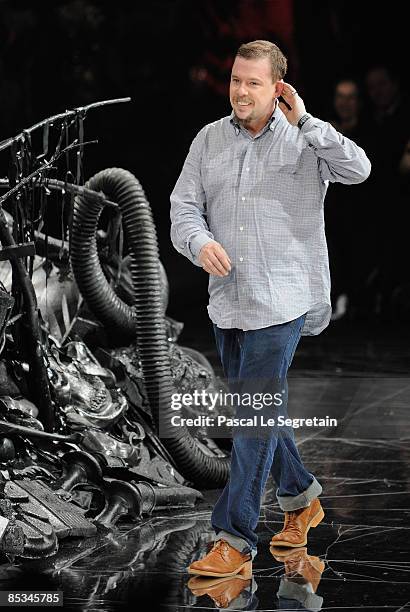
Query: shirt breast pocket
202 149 238 197
205 148 232 168
268 147 304 199
272 145 303 175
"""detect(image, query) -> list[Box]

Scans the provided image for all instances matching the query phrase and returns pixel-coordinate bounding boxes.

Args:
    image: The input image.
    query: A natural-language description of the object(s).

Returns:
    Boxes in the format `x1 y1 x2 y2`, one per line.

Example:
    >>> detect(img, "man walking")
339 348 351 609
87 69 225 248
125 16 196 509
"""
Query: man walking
170 40 370 577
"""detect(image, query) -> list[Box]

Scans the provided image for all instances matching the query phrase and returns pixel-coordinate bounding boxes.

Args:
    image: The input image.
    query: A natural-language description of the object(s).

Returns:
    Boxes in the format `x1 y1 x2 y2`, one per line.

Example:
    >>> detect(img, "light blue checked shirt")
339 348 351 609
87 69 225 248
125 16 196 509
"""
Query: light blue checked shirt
170 104 371 335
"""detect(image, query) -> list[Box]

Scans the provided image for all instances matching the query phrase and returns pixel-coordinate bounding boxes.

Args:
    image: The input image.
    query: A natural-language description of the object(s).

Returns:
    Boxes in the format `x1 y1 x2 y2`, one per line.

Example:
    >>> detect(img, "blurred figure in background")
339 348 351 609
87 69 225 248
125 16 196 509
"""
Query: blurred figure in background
331 79 362 137
364 65 410 321
325 79 370 322
366 65 405 126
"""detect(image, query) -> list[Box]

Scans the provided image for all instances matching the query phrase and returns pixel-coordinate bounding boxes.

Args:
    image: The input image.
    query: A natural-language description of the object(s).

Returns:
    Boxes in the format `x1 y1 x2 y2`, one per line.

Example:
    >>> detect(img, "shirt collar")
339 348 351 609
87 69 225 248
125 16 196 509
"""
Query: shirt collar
229 99 280 136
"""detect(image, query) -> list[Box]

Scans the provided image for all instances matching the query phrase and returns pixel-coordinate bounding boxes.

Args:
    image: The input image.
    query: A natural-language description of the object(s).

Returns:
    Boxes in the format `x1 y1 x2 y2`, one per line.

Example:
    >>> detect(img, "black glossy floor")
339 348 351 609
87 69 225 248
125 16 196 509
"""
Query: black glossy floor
1 320 410 611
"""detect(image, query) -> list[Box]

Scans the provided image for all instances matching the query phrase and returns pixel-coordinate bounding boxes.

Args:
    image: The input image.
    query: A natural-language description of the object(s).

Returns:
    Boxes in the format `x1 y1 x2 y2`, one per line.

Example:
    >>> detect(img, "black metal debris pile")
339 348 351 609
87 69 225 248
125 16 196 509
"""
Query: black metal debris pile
0 100 231 562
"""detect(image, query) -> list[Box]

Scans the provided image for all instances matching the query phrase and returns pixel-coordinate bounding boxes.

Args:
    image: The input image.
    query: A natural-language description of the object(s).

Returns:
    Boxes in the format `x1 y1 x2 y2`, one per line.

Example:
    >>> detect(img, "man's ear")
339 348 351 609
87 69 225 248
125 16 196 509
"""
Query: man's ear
274 80 284 98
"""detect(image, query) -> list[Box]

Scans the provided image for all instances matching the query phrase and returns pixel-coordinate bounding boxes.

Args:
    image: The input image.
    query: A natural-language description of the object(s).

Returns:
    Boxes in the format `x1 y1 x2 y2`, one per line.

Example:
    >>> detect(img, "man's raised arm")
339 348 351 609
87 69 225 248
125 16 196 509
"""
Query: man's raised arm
278 82 371 185
299 116 371 185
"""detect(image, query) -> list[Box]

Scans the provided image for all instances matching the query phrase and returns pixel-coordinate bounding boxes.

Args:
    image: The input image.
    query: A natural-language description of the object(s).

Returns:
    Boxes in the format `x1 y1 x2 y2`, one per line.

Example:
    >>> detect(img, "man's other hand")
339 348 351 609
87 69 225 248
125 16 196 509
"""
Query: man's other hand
199 241 232 276
278 82 306 126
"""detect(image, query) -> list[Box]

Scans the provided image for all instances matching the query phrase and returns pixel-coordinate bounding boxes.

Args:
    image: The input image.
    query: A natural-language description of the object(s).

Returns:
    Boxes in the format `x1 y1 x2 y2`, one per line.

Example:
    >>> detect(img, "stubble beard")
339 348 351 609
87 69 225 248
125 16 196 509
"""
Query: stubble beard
233 108 256 128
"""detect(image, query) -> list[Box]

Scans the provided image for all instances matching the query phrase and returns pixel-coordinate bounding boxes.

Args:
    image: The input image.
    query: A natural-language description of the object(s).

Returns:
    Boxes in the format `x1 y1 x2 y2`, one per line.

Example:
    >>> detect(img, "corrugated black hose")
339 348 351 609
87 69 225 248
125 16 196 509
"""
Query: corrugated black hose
70 168 230 487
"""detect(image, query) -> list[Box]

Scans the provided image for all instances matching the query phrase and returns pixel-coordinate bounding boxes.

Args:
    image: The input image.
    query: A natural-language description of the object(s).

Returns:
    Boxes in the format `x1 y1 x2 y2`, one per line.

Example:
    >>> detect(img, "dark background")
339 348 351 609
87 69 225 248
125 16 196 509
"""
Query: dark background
1 0 408 348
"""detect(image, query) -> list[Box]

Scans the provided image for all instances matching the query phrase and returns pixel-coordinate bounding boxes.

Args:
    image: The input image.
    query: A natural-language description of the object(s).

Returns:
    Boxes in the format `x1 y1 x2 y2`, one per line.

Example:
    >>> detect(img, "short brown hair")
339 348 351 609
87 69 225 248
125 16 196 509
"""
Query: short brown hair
236 40 287 82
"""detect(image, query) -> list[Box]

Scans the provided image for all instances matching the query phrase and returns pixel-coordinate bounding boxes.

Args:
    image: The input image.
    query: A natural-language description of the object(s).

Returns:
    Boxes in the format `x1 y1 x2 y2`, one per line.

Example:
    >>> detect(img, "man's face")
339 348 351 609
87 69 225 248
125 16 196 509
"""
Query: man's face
230 56 279 126
334 81 359 120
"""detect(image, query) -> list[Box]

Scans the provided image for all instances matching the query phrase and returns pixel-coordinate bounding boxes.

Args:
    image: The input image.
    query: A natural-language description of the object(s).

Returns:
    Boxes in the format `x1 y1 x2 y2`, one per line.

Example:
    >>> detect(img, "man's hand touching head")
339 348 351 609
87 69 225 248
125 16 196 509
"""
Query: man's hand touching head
278 82 306 125
199 241 232 277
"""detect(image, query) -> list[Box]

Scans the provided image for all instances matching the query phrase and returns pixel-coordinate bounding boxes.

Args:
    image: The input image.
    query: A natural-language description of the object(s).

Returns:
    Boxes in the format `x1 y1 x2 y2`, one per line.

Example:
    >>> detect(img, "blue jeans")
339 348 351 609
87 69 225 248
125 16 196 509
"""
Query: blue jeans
211 314 322 558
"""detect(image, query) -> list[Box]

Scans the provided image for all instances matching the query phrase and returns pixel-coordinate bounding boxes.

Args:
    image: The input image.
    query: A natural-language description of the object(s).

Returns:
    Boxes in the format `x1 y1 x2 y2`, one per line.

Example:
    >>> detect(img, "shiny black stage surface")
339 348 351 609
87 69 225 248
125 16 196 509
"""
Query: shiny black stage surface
1 321 409 611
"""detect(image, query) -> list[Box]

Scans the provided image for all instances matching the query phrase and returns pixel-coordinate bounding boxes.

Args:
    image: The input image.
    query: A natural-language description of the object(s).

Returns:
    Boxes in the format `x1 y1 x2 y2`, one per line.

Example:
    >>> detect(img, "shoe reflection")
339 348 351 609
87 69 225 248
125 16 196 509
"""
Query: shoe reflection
187 574 258 610
270 546 325 611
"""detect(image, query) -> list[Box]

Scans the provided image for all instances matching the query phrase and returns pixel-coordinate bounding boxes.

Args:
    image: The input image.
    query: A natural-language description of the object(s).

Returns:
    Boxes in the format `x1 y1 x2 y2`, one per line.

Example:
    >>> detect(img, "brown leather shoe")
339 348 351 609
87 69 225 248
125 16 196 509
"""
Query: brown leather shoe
187 539 252 578
187 575 251 608
270 498 324 547
270 546 325 592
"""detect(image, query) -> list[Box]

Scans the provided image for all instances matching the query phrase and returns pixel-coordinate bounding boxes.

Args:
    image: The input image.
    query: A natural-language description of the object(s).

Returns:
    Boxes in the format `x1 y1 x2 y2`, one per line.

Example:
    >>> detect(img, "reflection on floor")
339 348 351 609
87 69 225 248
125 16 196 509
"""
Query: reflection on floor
1 321 409 611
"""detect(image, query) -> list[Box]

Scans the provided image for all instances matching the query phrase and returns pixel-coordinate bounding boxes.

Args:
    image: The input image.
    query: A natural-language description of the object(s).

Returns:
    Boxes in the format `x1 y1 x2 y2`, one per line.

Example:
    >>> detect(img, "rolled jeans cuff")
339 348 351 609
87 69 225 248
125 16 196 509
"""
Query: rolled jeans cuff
277 476 322 511
214 530 258 560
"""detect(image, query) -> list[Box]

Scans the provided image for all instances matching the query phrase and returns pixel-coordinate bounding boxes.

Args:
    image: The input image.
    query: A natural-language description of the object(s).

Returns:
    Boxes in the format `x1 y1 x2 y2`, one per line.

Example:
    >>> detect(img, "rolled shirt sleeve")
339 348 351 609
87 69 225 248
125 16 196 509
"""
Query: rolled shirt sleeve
299 115 371 184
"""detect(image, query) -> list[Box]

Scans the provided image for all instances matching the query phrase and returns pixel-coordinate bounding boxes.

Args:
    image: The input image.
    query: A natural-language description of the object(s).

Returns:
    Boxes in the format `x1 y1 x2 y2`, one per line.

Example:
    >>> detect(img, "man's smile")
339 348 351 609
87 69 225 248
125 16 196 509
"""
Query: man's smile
235 100 253 111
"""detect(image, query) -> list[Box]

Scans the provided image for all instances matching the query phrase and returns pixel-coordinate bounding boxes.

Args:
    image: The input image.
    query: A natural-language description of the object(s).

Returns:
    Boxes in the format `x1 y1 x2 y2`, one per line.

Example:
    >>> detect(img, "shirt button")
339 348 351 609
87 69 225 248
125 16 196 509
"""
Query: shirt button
239 257 244 262
246 167 250 171
239 226 244 231
241 196 246 201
